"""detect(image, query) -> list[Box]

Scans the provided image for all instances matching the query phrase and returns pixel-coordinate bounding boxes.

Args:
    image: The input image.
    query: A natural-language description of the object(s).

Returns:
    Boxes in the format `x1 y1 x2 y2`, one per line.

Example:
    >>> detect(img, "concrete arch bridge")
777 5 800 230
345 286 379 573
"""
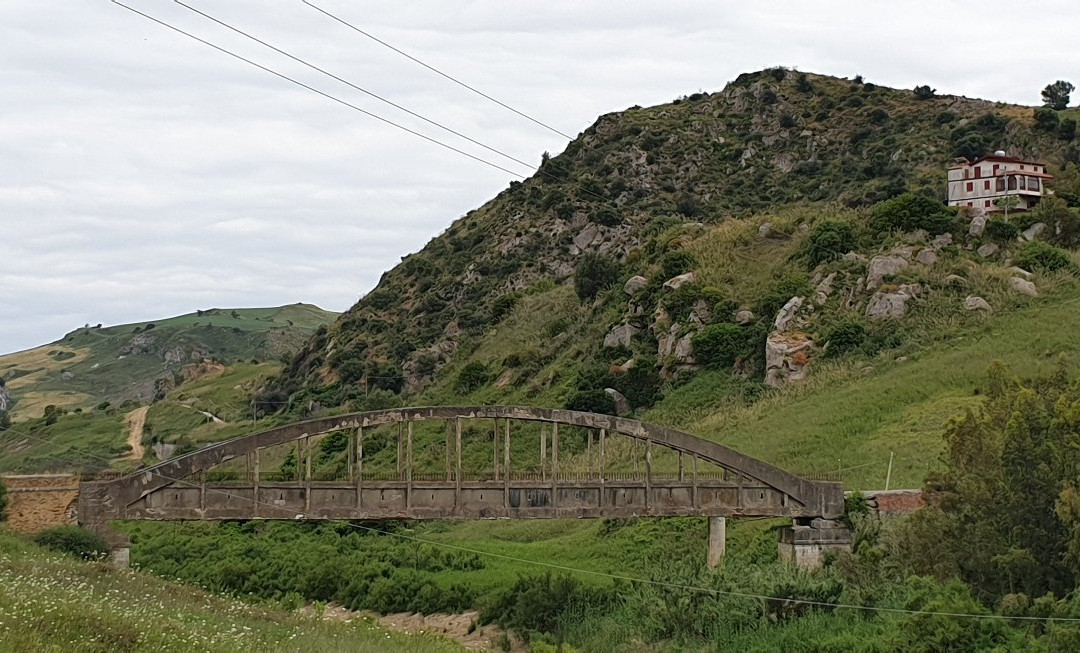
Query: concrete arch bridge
76 406 851 567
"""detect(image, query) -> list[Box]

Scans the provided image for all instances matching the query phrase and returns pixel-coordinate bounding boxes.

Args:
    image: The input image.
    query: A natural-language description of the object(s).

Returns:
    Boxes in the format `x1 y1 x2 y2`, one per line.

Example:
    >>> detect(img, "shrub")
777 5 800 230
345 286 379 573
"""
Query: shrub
659 251 696 280
490 293 520 322
565 390 617 415
824 321 867 357
913 85 936 100
1014 241 1077 273
1034 107 1061 131
869 193 954 235
692 323 749 369
799 221 857 268
573 253 620 302
33 526 110 561
0 477 7 521
1061 118 1077 142
984 218 1020 242
455 362 490 393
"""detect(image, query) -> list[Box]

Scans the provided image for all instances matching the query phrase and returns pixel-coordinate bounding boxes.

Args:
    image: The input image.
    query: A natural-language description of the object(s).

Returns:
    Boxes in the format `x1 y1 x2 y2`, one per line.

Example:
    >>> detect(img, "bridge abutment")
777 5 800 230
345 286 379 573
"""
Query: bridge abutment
778 518 852 569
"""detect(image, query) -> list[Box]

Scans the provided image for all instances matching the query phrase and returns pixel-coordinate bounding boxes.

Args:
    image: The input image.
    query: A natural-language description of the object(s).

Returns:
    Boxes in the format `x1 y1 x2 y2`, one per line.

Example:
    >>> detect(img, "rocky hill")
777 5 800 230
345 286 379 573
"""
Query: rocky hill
264 69 1079 422
0 303 337 420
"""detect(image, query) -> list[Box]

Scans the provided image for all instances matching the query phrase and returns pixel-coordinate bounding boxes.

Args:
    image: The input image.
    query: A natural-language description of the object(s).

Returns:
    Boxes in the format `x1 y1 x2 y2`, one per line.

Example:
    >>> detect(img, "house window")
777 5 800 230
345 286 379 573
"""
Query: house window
1019 177 1027 190
974 167 982 178
968 202 974 207
966 182 974 192
1008 176 1018 190
984 180 991 190
984 200 991 207
996 177 1005 192
1028 177 1040 191
993 164 1000 174
1020 165 1025 170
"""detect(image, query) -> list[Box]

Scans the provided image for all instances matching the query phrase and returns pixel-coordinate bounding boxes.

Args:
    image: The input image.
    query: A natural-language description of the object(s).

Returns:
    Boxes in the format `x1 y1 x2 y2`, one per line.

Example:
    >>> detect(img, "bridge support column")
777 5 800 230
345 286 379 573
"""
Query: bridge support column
707 516 726 569
778 518 852 570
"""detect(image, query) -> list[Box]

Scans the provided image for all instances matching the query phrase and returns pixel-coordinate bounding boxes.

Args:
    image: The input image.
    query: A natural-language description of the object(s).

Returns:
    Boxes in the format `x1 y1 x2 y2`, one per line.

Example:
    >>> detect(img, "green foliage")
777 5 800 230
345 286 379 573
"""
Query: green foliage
984 218 1020 242
565 390 617 415
1035 107 1062 131
0 477 6 521
455 362 490 394
42 404 62 426
483 573 615 643
692 323 750 370
1042 80 1075 111
1014 241 1077 273
905 364 1080 601
573 253 620 302
490 293 520 322
659 251 696 280
1034 196 1080 248
913 85 936 100
33 526 109 561
823 320 867 357
799 220 857 268
1061 118 1077 142
950 126 988 160
869 192 953 235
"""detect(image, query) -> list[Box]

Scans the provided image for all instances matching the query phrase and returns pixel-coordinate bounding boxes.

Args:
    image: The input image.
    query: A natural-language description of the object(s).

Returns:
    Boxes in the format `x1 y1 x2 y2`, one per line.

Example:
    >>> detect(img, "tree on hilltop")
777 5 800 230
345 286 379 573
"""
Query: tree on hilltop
1042 80 1075 110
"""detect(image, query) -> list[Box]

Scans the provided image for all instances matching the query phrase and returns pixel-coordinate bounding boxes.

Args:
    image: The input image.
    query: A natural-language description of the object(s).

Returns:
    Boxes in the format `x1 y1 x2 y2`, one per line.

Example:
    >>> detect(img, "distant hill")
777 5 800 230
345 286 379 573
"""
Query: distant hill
0 303 337 420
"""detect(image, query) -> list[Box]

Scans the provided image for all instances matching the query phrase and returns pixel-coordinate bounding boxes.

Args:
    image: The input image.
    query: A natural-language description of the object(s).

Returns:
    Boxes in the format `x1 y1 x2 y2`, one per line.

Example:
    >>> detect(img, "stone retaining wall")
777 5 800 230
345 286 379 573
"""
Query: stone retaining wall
1 474 80 534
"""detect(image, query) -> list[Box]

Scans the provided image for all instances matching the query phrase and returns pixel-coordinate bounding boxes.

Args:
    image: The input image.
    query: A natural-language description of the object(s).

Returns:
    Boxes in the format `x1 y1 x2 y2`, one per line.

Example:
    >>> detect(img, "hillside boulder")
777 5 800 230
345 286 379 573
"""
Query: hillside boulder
773 296 805 332
866 284 920 321
1009 277 1038 297
1022 222 1047 241
662 272 696 291
915 248 938 267
865 256 908 290
604 388 631 416
623 275 648 296
969 213 987 237
764 332 813 388
963 296 992 312
603 323 640 348
976 243 999 259
735 310 756 325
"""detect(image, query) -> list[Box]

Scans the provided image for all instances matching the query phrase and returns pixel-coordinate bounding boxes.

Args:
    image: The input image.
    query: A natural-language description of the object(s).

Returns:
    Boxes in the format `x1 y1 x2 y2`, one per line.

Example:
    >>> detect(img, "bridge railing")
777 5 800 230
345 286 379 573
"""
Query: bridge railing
192 470 736 484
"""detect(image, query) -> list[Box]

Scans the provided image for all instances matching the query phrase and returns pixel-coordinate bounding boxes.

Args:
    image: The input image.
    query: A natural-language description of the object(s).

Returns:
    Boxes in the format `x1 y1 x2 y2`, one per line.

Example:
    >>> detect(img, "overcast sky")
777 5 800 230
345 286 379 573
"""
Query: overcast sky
2 1 1077 354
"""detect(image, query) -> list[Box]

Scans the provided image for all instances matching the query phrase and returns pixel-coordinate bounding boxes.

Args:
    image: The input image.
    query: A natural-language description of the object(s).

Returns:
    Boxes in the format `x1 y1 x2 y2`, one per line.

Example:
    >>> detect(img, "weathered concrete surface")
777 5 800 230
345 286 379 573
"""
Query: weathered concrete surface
707 516 726 569
778 521 853 569
79 407 846 527
1 474 79 534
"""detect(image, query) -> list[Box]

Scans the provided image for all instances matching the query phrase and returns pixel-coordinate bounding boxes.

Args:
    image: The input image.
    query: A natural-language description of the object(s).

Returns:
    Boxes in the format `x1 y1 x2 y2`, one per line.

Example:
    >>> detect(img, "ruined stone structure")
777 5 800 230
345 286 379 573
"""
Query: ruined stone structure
71 407 848 567
1 474 79 534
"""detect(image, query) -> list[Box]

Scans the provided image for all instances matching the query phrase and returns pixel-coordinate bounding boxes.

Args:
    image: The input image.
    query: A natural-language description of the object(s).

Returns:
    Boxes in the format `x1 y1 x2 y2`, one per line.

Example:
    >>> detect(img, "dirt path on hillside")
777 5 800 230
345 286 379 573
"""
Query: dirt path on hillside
125 406 149 461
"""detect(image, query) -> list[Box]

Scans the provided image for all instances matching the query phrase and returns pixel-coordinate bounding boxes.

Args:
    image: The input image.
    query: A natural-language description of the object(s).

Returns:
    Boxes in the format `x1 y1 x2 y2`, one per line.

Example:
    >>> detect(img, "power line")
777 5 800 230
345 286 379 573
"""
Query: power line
172 0 535 173
301 0 575 140
6 422 1080 624
114 1 623 211
110 1 525 180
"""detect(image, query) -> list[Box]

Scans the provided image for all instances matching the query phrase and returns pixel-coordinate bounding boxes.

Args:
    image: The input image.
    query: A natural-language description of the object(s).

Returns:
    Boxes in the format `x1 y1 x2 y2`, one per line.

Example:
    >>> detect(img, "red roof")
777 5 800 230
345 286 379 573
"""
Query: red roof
969 153 1043 166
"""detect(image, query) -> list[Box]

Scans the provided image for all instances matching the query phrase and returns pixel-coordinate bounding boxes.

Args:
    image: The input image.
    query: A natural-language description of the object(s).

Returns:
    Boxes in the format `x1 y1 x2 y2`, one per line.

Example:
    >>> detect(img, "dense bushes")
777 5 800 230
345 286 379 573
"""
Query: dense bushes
483 573 616 643
131 522 479 614
573 253 620 301
823 320 867 357
33 526 109 561
455 362 490 394
1014 241 1077 273
692 323 750 369
799 220 857 267
869 193 954 235
565 389 617 415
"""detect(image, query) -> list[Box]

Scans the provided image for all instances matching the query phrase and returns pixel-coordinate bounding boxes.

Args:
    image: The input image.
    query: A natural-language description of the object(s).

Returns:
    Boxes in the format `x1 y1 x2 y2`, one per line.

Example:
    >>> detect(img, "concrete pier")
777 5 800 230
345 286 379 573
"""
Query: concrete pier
707 516 726 569
778 518 852 569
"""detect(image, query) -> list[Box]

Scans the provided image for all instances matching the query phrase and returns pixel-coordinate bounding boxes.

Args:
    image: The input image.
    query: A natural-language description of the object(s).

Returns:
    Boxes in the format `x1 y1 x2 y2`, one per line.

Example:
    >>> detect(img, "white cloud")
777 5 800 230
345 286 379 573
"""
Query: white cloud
1 0 1077 352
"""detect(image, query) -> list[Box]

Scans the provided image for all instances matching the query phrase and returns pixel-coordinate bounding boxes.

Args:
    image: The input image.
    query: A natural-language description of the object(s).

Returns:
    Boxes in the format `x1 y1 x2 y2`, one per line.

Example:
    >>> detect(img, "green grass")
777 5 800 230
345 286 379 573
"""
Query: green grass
0 410 127 473
0 532 462 652
649 289 1080 489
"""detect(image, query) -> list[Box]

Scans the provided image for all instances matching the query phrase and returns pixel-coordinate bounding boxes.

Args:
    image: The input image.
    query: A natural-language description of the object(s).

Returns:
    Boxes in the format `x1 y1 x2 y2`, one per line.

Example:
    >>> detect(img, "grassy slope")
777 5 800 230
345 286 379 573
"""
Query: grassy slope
0 533 461 653
0 304 337 420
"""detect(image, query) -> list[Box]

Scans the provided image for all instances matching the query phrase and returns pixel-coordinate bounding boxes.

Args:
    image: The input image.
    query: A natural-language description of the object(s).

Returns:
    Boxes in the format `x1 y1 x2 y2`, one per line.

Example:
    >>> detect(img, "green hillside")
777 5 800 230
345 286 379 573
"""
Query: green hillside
0 303 337 421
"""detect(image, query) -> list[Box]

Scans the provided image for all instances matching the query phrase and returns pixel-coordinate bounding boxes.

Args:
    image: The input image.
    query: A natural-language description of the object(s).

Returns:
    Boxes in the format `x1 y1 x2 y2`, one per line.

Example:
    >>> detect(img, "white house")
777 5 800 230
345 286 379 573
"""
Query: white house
947 151 1053 212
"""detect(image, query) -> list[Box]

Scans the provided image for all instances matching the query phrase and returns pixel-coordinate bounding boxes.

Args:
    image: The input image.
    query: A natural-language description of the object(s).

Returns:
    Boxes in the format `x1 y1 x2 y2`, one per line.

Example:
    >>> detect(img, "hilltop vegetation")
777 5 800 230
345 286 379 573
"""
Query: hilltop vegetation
0 303 336 421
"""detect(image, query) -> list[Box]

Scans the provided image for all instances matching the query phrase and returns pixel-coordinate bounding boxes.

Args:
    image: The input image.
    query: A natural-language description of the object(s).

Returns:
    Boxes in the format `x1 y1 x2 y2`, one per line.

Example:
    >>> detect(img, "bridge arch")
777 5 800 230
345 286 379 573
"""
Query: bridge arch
79 406 844 526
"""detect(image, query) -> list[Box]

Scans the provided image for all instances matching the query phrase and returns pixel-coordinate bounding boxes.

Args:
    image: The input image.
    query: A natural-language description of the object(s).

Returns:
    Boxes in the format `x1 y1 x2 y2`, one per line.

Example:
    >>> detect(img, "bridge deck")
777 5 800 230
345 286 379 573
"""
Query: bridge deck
123 476 807 521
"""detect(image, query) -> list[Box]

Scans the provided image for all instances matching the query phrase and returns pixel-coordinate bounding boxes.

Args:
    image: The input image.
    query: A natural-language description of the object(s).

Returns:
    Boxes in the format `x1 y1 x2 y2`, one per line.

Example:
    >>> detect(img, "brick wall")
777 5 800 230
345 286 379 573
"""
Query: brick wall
1 474 80 534
861 489 924 515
